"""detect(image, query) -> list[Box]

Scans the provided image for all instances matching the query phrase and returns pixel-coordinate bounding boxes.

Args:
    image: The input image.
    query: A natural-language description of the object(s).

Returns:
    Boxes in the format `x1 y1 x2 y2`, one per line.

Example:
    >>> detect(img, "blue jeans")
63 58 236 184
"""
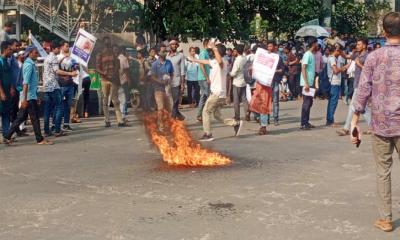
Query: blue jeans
326 85 341 124
197 80 210 118
44 89 62 134
272 81 280 122
260 114 270 127
61 86 75 126
1 102 10 138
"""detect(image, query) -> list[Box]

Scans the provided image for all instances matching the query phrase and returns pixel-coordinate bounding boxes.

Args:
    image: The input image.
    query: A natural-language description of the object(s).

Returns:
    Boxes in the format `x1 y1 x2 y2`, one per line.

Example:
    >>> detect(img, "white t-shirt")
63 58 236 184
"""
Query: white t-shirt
327 56 342 86
209 58 228 98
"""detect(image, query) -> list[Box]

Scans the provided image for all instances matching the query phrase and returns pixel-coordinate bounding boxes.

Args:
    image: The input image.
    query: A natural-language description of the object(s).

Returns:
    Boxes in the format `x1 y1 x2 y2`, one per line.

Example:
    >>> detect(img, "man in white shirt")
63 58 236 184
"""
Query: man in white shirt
229 44 247 128
190 42 243 141
326 45 347 126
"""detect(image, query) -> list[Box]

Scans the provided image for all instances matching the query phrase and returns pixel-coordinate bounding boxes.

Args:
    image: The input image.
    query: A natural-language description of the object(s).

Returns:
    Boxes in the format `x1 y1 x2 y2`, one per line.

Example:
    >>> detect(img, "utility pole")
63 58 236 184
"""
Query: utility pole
322 0 332 28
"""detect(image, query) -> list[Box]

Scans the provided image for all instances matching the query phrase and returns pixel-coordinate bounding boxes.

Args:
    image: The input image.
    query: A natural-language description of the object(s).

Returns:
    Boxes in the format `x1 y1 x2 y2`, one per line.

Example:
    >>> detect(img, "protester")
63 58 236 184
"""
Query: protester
225 47 234 104
270 41 285 126
57 41 78 130
150 50 173 131
229 44 247 126
118 46 130 120
145 47 157 111
0 41 15 141
166 38 185 120
351 12 400 233
314 44 323 98
245 44 259 122
190 41 243 141
43 41 77 137
8 39 27 137
96 36 127 127
287 46 300 100
326 45 347 127
185 47 199 107
4 46 52 145
337 38 371 136
81 65 91 118
196 39 211 122
137 49 151 112
300 37 318 130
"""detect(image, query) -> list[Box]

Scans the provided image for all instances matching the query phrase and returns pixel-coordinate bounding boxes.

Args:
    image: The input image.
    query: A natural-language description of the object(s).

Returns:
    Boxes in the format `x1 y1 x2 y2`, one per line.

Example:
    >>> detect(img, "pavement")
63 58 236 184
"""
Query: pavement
1 98 400 240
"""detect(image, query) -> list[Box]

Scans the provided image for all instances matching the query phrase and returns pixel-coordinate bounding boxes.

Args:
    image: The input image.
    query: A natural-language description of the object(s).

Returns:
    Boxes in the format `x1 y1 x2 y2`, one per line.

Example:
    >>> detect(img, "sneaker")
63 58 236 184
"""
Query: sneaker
307 123 316 129
300 125 311 130
118 122 130 128
336 129 350 136
374 219 393 232
105 122 111 128
274 121 280 126
197 116 202 122
199 133 214 142
54 131 67 137
44 132 53 138
63 125 73 131
234 120 243 136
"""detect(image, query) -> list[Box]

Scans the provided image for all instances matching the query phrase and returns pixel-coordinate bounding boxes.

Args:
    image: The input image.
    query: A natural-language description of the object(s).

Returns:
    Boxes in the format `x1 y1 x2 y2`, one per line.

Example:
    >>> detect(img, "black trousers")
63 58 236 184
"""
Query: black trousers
301 94 314 127
171 86 184 118
82 76 91 113
6 99 44 143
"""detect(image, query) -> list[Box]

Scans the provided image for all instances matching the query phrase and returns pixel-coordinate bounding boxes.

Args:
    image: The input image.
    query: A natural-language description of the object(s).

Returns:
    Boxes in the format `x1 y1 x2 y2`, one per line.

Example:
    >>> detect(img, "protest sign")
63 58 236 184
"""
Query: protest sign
28 32 48 58
252 48 279 87
71 29 97 67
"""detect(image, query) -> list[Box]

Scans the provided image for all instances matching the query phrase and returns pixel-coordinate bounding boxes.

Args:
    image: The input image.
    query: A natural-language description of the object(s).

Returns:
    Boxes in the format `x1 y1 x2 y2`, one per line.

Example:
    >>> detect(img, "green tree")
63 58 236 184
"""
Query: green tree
261 0 323 38
142 0 259 42
332 0 390 36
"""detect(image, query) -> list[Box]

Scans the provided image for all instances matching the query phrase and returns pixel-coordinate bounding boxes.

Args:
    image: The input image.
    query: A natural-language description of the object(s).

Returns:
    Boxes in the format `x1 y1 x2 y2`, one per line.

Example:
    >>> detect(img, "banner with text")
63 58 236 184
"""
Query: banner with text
71 29 97 67
252 48 279 87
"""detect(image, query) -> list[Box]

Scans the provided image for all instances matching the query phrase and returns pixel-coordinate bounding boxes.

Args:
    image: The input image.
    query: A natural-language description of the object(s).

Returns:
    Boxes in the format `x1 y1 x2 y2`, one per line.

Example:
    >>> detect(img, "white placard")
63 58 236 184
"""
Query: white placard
252 48 279 87
302 87 316 97
71 29 97 67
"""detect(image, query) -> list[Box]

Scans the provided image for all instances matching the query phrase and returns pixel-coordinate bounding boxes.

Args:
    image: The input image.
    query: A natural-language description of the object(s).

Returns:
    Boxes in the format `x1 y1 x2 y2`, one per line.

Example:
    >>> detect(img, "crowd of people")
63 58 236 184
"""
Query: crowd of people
0 20 388 145
0 7 400 234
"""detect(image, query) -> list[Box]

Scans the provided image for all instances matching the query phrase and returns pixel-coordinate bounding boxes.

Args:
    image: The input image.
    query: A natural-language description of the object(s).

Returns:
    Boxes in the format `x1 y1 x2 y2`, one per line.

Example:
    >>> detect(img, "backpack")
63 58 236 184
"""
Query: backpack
243 59 255 85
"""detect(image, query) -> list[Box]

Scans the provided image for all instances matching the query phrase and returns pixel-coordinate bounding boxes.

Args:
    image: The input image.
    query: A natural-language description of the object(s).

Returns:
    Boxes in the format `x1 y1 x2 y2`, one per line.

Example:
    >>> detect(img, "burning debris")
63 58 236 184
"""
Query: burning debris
143 111 232 167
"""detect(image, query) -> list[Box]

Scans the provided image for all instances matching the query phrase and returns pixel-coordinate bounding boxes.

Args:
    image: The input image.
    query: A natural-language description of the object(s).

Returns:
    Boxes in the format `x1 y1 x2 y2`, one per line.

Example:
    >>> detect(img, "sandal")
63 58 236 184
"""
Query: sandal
336 129 350 136
38 140 54 145
374 219 393 232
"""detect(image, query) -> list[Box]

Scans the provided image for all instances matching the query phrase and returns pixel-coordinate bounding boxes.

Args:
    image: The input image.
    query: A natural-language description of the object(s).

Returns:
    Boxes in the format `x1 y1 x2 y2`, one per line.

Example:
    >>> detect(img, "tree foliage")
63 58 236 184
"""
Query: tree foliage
261 0 323 38
143 0 259 42
93 0 143 32
332 0 390 36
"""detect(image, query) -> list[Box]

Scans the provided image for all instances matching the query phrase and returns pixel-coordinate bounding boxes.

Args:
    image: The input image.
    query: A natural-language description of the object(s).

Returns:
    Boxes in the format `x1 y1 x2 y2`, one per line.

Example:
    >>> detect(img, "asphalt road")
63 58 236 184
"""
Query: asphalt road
1 99 399 240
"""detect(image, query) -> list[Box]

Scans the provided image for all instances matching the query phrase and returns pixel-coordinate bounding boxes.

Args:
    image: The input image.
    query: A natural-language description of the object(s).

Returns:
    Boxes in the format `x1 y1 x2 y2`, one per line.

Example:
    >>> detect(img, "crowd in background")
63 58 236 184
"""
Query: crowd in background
0 21 388 144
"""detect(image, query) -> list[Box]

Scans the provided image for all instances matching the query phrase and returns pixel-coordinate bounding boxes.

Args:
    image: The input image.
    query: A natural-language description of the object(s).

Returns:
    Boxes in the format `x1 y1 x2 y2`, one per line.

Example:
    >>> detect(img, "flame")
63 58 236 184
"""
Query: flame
143 111 232 167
